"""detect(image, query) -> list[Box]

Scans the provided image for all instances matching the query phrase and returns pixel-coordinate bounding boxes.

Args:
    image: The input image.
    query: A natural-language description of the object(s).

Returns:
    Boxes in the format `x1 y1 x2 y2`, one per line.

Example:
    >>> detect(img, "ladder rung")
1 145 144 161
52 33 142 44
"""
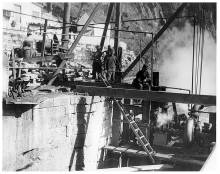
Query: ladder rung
139 136 145 139
134 128 139 132
144 143 150 146
130 121 135 124
149 151 156 155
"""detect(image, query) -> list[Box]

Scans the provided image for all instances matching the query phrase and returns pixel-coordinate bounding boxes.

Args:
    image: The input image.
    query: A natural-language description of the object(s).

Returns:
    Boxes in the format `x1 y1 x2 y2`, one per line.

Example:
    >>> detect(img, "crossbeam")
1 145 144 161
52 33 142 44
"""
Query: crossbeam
75 85 216 106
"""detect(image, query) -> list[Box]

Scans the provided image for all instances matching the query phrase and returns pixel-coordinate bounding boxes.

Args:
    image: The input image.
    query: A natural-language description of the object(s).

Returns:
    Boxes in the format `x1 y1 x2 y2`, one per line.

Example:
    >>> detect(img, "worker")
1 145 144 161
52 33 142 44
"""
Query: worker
132 75 143 90
23 32 36 59
103 45 112 79
107 48 116 82
53 34 59 46
133 64 151 90
92 45 102 80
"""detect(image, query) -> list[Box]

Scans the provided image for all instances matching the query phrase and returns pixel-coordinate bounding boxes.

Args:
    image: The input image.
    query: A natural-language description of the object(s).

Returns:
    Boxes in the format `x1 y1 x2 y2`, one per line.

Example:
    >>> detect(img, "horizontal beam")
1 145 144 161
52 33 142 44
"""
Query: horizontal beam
123 104 143 115
74 80 134 89
104 145 204 167
98 164 173 172
75 85 216 106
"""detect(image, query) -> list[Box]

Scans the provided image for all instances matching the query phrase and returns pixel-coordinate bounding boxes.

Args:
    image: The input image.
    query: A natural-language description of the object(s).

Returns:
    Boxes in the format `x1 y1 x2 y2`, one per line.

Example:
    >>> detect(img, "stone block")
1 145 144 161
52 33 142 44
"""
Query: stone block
35 98 54 109
53 95 70 107
65 105 76 115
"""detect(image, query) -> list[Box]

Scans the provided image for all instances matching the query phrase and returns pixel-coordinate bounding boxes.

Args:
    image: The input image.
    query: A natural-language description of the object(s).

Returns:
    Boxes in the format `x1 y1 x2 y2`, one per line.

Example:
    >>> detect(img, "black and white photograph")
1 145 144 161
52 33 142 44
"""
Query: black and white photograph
1 0 217 172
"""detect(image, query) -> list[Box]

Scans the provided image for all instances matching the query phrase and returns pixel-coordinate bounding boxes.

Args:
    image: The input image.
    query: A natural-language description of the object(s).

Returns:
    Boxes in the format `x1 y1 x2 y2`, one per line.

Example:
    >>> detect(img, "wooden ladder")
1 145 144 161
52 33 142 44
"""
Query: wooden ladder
98 74 156 164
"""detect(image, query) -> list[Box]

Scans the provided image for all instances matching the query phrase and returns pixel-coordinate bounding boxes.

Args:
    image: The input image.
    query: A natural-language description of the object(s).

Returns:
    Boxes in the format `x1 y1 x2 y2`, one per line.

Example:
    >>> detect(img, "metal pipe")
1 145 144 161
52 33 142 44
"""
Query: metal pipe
62 3 71 48
41 19 48 58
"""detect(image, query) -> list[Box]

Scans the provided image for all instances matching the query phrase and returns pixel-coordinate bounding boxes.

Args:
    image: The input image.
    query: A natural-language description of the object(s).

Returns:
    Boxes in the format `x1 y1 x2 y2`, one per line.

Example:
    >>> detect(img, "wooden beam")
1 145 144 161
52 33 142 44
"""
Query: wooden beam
75 85 216 106
122 3 187 79
103 145 204 167
114 3 121 57
100 3 114 51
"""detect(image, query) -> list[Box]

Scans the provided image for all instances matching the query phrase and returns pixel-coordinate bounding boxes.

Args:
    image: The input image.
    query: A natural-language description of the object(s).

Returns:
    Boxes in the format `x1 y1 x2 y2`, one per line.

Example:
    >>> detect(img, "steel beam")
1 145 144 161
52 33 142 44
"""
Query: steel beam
100 3 114 51
122 3 187 79
47 4 101 85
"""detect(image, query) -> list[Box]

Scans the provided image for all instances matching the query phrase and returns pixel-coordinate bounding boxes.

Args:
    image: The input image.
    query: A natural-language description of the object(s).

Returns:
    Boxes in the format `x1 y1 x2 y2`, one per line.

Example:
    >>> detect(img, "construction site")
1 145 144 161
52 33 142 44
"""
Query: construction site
2 2 216 172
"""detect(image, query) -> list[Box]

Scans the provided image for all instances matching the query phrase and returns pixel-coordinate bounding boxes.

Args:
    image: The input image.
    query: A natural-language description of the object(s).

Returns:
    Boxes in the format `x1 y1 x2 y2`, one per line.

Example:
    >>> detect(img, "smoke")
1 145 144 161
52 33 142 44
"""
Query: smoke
158 22 216 95
156 107 174 128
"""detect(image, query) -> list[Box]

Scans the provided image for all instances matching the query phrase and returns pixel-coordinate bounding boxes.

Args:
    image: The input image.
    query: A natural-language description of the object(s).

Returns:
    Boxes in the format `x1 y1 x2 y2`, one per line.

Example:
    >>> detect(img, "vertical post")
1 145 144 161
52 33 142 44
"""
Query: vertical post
122 99 130 143
142 100 151 140
172 102 178 123
112 99 122 146
41 19 48 58
62 3 71 49
100 3 114 51
151 33 154 86
11 48 16 79
114 3 121 82
142 101 150 124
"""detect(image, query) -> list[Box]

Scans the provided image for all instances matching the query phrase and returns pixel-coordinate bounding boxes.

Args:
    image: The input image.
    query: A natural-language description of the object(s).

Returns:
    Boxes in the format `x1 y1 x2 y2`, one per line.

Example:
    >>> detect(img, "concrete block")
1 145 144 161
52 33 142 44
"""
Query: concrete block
53 95 70 107
65 105 76 115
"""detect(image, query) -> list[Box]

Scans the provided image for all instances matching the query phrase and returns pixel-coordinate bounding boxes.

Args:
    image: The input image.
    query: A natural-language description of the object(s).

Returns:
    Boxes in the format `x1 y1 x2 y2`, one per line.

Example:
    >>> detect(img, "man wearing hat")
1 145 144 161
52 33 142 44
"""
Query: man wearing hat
92 45 102 80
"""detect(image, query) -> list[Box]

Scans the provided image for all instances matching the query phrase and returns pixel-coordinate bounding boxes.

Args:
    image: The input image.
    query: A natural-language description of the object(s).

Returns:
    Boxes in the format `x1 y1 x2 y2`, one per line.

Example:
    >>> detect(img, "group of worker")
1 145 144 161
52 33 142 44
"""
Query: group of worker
92 45 117 82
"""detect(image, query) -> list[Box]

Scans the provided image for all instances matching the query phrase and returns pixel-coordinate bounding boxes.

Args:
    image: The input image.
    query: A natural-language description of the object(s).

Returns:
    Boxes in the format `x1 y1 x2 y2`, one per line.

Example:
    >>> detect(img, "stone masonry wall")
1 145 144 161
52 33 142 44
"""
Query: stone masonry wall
2 94 113 171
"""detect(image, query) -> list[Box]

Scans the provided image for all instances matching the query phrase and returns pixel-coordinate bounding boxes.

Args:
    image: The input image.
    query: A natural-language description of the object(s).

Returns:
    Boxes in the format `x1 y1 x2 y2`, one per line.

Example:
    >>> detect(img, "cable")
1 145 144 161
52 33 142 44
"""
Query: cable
199 10 205 94
191 16 196 94
2 27 28 33
5 9 63 24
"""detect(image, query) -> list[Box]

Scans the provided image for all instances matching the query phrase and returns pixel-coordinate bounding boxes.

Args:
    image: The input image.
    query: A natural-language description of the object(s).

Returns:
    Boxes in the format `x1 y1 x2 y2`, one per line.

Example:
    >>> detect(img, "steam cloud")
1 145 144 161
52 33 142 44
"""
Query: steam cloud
155 22 216 127
158 22 216 95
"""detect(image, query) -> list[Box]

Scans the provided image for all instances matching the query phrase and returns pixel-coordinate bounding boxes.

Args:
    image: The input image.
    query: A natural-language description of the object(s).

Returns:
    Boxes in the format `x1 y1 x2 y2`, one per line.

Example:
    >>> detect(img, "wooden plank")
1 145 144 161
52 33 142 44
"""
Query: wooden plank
98 164 173 171
75 85 216 106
